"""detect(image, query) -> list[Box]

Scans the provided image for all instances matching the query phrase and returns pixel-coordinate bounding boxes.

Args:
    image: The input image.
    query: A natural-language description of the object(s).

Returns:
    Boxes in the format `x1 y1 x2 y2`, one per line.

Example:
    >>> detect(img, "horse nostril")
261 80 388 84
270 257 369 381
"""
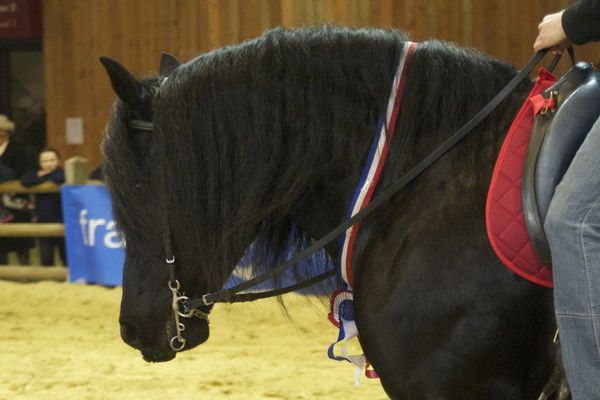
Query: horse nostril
120 323 142 349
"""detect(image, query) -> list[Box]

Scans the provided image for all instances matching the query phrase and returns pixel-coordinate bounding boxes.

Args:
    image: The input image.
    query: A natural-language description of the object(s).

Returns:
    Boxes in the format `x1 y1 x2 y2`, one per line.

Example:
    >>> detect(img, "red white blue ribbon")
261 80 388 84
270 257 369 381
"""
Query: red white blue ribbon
340 40 416 288
328 41 417 382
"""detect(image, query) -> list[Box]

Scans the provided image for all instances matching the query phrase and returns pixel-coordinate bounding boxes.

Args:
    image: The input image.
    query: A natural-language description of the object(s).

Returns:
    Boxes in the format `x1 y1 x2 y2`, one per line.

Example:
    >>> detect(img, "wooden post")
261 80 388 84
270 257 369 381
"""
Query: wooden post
65 156 89 185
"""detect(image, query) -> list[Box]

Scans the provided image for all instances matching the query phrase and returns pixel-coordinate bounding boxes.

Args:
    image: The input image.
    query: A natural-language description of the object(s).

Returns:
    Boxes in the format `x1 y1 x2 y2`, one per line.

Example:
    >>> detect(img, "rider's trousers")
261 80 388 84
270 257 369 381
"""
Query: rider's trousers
545 114 600 400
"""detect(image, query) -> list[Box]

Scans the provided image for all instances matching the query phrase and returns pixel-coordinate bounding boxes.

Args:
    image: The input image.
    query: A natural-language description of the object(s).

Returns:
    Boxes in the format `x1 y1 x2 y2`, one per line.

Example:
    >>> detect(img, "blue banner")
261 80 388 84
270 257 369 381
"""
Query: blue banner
61 185 337 292
61 185 124 286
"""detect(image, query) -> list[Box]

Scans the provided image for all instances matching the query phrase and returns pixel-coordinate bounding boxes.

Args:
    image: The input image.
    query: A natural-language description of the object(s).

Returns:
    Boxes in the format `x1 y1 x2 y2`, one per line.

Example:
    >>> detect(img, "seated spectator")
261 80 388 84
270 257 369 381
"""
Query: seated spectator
21 148 66 266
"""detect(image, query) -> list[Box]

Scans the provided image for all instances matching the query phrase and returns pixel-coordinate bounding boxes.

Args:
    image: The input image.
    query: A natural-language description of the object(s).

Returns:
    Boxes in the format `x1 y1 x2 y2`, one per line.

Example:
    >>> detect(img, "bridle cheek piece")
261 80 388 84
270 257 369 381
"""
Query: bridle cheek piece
166 257 210 352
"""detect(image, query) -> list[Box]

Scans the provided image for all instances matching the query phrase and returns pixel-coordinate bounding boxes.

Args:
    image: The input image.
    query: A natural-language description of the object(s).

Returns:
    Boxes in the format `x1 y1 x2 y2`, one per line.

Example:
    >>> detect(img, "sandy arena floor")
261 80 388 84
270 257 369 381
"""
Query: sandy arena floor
0 280 387 399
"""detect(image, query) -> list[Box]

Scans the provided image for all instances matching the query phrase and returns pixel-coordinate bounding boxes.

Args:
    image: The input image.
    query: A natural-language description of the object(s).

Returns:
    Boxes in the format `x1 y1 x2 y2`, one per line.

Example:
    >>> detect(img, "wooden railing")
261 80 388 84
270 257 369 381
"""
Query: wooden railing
0 181 64 241
0 157 97 281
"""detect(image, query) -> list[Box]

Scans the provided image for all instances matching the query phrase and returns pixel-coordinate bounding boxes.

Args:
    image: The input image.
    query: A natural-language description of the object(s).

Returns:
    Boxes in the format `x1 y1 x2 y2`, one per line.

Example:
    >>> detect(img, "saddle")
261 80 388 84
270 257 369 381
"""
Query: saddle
487 61 600 287
523 62 600 264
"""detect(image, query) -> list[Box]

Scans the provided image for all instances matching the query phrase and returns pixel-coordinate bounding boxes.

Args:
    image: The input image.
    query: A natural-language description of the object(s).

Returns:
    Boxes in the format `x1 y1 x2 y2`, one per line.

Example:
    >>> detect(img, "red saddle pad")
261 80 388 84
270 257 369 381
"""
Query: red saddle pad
486 68 556 288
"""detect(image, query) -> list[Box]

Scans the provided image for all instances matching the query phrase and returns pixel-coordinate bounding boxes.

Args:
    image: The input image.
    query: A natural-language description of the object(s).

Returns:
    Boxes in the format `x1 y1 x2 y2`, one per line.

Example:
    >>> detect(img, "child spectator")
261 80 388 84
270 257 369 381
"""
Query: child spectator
21 148 66 266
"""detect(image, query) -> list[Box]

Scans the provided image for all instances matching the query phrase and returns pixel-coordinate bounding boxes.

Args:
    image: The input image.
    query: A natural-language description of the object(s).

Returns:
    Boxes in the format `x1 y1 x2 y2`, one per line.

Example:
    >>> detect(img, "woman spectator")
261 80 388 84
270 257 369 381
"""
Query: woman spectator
0 114 33 265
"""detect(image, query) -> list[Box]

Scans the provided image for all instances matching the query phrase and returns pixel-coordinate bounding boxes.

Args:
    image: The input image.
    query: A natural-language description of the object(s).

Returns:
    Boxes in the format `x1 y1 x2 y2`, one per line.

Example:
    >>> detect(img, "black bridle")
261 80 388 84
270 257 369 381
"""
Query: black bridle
125 48 572 398
127 48 550 340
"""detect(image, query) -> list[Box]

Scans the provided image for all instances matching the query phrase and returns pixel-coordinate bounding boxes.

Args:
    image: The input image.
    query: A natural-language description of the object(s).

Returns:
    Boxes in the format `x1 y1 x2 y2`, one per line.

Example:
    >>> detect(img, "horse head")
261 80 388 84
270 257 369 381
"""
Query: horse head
100 54 213 362
99 27 400 363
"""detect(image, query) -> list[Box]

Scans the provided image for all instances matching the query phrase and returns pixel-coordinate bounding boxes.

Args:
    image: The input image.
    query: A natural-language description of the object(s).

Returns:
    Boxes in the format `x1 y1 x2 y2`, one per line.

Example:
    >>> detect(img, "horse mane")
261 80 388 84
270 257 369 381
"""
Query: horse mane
385 40 527 205
103 25 527 293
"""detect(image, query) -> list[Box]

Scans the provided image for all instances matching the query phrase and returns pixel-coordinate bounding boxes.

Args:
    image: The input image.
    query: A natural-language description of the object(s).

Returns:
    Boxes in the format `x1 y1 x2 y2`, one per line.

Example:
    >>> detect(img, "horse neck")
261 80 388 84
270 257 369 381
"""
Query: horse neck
291 43 533 257
379 43 532 197
282 84 396 257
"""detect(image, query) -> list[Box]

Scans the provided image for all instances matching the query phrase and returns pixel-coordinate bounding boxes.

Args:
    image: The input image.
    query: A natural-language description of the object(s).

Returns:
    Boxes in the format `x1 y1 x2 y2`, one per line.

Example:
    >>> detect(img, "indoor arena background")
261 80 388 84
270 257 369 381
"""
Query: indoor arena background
1 1 599 399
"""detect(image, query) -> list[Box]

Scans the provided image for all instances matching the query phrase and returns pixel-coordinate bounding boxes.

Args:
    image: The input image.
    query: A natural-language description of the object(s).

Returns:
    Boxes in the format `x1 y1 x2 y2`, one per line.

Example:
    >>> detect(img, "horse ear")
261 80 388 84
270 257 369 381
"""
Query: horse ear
99 56 144 112
159 52 180 76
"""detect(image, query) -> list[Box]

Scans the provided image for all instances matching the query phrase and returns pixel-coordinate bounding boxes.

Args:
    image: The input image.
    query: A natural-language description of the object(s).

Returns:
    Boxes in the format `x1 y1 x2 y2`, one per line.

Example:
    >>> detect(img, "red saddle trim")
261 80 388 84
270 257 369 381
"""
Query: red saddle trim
530 93 556 115
486 68 556 288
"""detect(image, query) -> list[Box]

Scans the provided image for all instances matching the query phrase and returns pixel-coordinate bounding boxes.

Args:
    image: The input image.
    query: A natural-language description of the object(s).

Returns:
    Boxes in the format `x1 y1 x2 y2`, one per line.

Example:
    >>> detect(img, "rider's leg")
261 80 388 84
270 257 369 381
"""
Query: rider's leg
544 115 600 399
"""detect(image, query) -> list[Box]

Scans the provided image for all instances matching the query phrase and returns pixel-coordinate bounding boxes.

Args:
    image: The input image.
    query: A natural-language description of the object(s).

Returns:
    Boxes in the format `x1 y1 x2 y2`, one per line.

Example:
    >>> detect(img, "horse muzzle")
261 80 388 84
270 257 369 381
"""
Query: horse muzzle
141 347 176 363
167 312 210 353
120 315 209 362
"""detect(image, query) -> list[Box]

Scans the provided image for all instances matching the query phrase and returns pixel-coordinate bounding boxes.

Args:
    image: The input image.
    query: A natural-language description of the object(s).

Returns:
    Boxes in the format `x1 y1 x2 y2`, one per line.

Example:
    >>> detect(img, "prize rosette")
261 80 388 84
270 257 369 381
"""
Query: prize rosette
328 289 354 328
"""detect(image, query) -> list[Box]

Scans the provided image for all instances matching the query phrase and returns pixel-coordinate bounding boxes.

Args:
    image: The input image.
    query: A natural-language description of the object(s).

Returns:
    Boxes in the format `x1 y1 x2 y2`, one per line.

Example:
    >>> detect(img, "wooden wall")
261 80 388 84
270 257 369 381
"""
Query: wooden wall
43 0 600 167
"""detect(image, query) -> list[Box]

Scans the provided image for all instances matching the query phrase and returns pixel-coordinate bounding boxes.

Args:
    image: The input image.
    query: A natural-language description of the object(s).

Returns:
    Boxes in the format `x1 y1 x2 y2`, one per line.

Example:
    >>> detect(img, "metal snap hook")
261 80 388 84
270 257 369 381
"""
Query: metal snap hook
168 279 180 291
170 336 185 351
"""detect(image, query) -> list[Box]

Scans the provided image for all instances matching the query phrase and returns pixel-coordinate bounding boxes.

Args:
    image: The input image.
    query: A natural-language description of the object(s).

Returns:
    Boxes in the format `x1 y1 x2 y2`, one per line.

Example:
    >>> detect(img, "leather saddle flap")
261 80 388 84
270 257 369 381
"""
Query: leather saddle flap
522 62 600 264
486 68 556 288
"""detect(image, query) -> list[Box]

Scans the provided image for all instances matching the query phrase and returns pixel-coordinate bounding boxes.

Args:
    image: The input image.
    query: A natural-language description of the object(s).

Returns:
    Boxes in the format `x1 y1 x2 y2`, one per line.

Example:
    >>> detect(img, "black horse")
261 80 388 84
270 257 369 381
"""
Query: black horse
100 26 556 399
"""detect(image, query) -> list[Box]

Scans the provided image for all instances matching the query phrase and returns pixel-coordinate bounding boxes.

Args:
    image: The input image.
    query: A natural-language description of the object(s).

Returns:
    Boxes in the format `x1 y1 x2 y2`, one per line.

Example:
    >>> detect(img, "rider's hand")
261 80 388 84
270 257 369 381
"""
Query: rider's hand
533 10 571 53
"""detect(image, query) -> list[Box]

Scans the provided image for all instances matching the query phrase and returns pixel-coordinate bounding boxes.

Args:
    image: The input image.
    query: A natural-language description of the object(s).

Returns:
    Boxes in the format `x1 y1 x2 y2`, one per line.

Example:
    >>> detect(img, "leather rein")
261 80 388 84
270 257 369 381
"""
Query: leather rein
127 49 550 351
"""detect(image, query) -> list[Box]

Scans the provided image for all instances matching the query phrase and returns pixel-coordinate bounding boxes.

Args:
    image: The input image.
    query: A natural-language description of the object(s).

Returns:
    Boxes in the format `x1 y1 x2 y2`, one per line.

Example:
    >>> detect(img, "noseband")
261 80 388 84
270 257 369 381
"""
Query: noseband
127 50 548 352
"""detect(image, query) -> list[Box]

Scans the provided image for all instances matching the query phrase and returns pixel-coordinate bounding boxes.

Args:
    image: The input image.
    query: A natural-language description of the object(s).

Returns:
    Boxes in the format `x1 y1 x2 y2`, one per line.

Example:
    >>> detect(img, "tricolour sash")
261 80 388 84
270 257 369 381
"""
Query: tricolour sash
328 41 417 384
